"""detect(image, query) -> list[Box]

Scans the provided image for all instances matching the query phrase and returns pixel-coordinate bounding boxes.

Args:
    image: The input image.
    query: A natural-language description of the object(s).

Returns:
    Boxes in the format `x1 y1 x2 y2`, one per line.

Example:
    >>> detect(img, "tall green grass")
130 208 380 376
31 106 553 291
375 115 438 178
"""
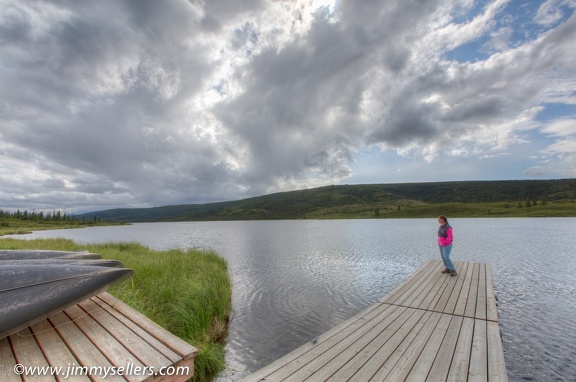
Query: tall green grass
0 238 232 382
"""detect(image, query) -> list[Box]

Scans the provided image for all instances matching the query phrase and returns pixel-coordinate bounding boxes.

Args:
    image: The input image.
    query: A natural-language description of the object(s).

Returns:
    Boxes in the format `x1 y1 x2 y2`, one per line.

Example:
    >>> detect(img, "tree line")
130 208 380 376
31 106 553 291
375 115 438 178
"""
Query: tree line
0 209 98 222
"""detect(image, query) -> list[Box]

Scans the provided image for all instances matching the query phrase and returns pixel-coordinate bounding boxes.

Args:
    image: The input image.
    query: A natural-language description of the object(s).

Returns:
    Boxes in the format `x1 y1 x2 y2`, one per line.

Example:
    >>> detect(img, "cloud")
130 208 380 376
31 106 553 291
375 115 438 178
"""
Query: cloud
1 0 575 212
534 0 576 26
532 118 576 178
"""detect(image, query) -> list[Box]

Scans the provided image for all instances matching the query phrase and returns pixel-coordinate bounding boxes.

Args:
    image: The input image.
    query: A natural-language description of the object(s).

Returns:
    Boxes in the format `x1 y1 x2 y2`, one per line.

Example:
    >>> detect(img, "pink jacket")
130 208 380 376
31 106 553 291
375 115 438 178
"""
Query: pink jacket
438 226 453 246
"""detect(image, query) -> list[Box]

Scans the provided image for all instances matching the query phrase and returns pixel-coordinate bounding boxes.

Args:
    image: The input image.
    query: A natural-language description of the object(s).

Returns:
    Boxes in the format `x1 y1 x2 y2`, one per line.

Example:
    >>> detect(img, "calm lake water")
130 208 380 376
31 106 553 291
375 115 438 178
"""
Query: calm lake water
11 218 576 381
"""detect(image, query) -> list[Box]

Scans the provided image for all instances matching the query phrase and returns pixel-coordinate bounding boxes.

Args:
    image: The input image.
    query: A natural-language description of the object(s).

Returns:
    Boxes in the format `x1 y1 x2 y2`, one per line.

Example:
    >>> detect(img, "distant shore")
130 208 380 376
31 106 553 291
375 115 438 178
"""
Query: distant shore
3 199 576 239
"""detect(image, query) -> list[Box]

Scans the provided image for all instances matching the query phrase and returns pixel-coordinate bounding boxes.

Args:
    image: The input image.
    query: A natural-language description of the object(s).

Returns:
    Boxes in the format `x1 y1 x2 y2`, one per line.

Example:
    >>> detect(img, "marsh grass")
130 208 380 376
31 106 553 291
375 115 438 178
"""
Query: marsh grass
0 238 232 382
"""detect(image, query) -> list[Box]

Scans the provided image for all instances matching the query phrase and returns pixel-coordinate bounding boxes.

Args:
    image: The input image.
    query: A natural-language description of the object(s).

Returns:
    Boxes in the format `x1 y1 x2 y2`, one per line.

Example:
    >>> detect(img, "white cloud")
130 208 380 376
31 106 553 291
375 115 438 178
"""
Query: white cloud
534 0 576 26
542 119 576 136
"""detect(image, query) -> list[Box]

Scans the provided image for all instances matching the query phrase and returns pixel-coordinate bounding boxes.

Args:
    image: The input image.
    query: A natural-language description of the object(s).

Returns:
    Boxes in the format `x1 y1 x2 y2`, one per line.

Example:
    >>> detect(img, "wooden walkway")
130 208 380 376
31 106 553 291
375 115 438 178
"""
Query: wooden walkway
240 260 507 382
1 292 197 382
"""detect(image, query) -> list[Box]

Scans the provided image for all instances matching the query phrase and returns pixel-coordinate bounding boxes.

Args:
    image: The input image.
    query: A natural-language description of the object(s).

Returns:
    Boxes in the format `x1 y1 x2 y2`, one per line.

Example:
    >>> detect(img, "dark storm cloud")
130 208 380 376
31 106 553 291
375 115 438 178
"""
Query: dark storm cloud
213 16 368 189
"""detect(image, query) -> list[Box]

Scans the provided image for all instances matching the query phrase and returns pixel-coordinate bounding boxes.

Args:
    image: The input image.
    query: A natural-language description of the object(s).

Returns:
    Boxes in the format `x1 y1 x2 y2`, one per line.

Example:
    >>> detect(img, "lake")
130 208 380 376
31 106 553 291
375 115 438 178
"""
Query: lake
12 218 576 381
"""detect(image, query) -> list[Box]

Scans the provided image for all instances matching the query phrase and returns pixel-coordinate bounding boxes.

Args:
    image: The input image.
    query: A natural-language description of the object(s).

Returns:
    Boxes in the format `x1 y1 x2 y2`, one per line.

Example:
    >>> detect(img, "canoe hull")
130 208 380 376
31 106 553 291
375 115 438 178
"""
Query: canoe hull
0 264 133 338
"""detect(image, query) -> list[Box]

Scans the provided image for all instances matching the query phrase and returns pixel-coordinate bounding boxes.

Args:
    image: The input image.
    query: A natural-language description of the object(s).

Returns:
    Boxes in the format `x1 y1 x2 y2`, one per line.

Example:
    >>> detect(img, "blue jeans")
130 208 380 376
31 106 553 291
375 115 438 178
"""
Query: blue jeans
439 244 454 270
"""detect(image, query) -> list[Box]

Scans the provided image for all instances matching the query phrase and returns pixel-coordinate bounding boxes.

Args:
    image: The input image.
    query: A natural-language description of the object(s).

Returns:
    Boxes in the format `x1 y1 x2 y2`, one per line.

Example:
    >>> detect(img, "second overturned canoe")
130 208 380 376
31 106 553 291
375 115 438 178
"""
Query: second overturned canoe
0 250 101 260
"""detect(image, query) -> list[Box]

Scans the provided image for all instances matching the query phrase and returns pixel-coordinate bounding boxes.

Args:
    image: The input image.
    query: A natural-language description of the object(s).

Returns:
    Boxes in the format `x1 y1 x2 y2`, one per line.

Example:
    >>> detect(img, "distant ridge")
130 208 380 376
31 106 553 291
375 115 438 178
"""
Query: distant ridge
79 179 576 222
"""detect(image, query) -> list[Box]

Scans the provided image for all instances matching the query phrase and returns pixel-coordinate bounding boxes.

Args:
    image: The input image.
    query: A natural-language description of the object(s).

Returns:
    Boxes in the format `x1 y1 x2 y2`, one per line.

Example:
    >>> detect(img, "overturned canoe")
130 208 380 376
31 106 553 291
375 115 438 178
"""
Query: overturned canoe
0 264 133 338
0 259 125 268
0 250 101 260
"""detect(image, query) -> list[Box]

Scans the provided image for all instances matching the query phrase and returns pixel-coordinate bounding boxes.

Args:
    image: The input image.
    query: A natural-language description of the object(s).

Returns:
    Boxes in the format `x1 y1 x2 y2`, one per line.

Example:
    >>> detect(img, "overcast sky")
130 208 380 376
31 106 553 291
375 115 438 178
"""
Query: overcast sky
1 0 575 213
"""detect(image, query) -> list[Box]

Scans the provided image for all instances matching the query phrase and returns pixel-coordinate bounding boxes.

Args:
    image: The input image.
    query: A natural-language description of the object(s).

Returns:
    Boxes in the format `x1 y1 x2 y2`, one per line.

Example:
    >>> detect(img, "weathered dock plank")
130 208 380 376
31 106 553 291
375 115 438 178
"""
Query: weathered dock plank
1 292 197 382
240 260 507 382
1 337 22 382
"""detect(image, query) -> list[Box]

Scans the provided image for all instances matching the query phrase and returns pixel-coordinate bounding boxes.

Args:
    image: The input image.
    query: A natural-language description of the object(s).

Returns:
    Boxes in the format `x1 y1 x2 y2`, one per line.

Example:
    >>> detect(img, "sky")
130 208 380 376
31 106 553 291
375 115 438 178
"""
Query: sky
1 0 575 214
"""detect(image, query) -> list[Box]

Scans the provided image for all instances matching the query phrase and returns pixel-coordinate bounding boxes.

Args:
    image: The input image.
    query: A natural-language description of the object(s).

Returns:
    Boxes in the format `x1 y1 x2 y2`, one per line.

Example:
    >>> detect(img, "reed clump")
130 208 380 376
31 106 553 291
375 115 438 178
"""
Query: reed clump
0 238 232 382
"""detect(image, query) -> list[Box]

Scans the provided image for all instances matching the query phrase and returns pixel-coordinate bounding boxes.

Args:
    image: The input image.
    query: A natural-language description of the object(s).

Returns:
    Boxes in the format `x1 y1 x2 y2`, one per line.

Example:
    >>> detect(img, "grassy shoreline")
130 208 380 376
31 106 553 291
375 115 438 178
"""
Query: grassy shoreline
304 199 576 219
0 219 127 237
0 238 232 382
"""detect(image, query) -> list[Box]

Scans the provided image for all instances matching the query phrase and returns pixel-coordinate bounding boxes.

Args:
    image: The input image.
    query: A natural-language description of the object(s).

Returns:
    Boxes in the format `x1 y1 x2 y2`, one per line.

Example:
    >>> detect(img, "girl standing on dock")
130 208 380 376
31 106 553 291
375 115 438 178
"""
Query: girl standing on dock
438 215 457 276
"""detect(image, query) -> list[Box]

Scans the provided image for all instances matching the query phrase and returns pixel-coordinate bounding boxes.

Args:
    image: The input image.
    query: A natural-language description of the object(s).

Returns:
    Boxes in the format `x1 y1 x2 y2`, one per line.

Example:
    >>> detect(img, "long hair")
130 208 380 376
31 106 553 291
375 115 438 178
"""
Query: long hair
438 215 448 224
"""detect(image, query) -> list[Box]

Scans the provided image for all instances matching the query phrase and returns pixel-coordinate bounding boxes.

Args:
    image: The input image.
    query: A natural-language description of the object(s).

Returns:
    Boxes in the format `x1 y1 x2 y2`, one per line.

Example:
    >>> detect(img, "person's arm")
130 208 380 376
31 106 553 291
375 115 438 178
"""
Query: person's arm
445 227 453 245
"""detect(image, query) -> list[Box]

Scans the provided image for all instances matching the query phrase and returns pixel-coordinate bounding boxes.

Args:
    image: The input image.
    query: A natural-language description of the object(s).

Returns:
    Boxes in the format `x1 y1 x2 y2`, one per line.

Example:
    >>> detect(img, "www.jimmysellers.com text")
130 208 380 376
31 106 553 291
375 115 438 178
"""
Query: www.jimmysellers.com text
13 362 190 379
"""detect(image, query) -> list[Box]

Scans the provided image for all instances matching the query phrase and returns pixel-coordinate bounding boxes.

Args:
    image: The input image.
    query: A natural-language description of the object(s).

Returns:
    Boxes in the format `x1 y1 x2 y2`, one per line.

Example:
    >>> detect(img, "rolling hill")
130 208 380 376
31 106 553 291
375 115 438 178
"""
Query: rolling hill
78 179 576 222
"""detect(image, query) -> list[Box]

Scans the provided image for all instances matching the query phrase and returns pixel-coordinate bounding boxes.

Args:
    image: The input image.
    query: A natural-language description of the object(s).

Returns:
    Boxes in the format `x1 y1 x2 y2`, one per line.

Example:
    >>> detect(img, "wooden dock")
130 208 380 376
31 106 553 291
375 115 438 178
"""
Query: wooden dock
1 292 197 382
240 260 507 382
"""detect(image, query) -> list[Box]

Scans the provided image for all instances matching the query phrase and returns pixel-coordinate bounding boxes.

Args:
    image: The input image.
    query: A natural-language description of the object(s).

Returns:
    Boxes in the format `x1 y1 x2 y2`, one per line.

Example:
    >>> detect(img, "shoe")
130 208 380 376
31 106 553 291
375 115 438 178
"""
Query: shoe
442 268 450 274
450 270 457 276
